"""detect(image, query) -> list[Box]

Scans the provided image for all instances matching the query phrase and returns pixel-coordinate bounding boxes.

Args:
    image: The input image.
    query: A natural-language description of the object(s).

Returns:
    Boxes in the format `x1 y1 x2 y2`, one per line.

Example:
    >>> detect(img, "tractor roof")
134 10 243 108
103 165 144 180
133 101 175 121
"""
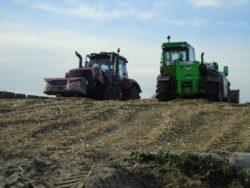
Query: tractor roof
162 42 193 49
88 52 128 63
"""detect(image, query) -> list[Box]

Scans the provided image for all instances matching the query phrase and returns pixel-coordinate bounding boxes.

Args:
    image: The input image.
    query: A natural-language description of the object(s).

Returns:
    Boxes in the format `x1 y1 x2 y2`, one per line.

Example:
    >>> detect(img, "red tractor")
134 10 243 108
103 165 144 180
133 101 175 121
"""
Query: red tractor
44 49 141 100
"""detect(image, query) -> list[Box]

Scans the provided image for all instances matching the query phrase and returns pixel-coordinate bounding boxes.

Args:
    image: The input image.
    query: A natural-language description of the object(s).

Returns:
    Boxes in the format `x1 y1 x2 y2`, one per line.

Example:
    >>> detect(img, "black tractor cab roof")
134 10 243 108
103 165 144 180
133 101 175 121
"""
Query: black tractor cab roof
87 52 128 63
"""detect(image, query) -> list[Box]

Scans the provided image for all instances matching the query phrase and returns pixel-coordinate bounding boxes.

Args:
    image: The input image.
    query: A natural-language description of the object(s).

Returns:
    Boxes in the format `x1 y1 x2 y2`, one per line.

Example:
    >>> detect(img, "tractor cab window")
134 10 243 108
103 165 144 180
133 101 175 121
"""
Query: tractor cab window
88 57 112 73
164 50 187 65
88 56 114 83
189 47 196 61
118 58 127 80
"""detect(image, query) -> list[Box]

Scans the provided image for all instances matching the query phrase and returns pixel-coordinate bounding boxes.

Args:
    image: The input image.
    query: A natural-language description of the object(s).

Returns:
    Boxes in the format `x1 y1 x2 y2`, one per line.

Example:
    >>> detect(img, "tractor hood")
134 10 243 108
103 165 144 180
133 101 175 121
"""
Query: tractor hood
67 67 103 83
69 67 93 72
44 77 82 82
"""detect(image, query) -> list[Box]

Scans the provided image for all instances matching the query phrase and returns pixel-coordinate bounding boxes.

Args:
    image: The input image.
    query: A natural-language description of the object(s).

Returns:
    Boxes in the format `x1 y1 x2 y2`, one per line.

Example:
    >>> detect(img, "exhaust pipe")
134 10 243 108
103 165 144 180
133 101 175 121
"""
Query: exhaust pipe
75 51 83 68
201 52 204 64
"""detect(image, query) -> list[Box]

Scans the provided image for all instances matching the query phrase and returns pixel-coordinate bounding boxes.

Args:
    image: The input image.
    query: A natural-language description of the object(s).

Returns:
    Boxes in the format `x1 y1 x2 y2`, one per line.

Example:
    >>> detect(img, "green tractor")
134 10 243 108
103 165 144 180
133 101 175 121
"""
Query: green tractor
156 36 239 103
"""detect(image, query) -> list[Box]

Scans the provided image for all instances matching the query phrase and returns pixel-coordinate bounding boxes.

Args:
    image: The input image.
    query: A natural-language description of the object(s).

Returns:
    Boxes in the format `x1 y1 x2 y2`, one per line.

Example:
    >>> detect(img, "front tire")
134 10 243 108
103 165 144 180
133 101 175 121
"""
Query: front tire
128 86 140 100
104 87 115 100
207 82 223 102
156 80 172 101
91 81 105 100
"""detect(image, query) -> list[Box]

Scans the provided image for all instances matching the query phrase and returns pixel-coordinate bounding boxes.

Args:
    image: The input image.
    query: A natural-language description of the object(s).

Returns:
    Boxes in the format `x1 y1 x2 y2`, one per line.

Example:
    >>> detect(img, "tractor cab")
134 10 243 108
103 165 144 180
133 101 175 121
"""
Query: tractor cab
161 42 196 66
85 52 128 83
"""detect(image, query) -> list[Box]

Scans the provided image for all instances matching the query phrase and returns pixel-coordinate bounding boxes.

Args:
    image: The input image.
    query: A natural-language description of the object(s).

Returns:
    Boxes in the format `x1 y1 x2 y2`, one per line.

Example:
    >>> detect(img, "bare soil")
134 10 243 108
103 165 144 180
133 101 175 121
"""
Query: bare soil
0 98 249 187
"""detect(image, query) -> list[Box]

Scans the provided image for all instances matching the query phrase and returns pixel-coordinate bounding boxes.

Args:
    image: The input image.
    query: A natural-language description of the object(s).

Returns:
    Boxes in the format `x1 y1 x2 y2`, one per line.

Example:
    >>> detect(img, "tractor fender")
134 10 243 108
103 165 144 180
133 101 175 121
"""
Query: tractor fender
120 78 142 93
207 74 221 82
206 74 224 92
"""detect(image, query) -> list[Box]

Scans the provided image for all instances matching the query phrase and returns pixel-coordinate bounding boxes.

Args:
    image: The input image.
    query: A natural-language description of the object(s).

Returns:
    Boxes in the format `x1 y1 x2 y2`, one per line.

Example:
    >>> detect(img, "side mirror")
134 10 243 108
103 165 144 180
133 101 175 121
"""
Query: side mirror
223 66 229 76
65 73 69 78
85 55 90 67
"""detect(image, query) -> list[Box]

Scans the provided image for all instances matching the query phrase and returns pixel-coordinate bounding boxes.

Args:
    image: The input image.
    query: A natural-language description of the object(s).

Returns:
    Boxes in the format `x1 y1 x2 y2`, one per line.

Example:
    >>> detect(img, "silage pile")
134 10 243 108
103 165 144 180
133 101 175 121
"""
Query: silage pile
0 98 249 187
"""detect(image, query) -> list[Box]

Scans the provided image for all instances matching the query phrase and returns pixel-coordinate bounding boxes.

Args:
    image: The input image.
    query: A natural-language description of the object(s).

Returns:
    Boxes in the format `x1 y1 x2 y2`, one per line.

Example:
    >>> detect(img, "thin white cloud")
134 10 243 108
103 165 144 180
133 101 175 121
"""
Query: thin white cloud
158 17 250 29
12 0 168 21
34 2 122 19
160 18 210 27
189 0 219 7
217 21 250 28
9 0 250 30
189 0 249 7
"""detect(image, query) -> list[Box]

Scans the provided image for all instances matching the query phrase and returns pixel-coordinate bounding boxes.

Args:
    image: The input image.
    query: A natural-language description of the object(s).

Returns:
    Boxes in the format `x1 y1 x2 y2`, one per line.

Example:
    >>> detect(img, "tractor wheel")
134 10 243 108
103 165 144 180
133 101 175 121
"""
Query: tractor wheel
156 81 172 101
91 81 105 100
207 82 223 102
104 87 115 100
128 86 140 100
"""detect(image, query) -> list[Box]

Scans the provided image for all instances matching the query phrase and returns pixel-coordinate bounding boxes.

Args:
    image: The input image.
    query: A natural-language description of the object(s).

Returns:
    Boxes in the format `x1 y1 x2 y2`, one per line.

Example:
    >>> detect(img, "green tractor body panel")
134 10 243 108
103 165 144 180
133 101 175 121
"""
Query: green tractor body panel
156 40 238 102
175 61 201 95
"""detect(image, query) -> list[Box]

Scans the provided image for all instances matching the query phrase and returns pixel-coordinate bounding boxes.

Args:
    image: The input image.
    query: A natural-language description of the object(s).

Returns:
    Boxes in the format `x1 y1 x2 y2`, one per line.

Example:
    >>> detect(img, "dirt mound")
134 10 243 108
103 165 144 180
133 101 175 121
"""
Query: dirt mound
0 98 249 186
0 159 59 187
82 164 146 188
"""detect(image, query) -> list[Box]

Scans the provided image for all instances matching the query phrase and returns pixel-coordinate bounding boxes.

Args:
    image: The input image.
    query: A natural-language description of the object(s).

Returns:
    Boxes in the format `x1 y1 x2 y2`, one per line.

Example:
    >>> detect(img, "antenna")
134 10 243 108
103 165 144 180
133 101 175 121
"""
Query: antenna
167 35 171 43
117 48 120 55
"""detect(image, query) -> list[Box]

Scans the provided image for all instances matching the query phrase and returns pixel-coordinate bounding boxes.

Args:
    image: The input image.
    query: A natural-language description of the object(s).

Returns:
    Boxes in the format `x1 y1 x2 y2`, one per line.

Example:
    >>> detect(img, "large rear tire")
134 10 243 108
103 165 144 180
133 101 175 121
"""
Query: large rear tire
128 86 140 100
156 81 172 101
207 82 223 102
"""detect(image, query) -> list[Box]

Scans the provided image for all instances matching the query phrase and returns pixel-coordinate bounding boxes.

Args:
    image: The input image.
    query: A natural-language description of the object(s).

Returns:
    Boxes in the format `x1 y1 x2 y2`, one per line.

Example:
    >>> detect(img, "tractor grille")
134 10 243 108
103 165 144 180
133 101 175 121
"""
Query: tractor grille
69 80 81 90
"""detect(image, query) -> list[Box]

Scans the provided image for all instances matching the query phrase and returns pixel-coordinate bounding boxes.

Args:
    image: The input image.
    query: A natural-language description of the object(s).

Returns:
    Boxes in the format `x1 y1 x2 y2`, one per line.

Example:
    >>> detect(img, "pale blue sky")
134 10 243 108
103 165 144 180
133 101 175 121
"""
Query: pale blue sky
0 0 249 102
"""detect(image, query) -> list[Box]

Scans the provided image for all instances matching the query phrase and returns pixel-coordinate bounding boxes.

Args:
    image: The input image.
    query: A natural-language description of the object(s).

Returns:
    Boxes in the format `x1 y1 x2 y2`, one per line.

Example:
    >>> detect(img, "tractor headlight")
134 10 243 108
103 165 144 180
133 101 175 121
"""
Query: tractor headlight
66 80 70 89
44 82 48 90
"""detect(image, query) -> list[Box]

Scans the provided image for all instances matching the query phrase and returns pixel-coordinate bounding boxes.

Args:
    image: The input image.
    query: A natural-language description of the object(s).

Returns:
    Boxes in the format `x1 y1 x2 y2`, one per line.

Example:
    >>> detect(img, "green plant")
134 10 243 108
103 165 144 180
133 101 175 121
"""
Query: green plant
130 150 237 187
154 149 170 164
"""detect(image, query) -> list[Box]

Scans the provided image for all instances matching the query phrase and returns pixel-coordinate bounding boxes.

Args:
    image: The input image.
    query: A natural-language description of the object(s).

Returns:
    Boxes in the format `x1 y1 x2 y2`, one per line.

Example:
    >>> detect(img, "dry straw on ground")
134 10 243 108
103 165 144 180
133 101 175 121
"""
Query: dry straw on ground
0 98 249 186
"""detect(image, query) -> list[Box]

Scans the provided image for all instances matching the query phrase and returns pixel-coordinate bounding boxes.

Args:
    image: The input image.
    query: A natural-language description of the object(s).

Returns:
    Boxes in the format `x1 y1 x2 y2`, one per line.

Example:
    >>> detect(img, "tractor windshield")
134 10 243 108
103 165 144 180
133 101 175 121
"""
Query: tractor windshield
163 50 187 65
87 57 113 73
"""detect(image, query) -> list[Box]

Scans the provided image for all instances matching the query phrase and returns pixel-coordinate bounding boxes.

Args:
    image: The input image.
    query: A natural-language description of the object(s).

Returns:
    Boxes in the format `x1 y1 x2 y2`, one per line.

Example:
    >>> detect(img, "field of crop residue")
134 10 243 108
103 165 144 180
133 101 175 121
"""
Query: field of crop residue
0 98 249 187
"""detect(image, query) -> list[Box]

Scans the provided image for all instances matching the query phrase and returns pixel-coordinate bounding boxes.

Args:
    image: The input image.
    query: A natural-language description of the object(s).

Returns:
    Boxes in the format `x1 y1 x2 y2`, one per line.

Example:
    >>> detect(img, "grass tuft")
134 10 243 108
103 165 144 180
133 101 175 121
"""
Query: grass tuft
130 150 238 186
